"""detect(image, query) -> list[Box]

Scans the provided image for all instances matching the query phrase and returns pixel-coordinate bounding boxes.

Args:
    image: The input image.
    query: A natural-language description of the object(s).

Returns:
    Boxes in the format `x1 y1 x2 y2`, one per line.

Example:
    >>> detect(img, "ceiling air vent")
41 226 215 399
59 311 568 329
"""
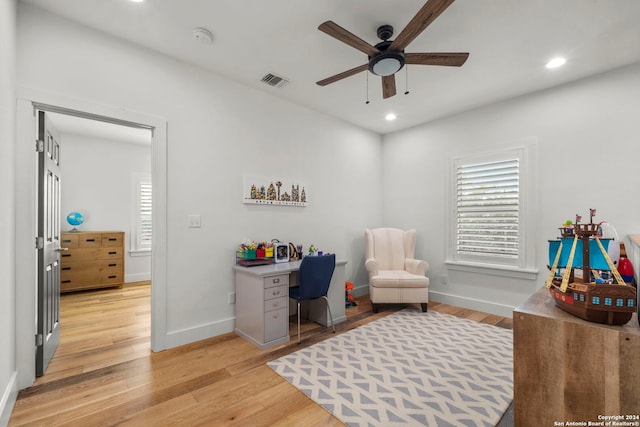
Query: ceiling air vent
260 73 290 88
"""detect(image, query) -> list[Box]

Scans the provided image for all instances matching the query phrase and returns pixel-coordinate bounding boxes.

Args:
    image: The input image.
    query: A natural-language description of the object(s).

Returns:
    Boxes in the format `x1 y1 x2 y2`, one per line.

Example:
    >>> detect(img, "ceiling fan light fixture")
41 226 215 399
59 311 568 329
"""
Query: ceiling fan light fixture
369 51 405 76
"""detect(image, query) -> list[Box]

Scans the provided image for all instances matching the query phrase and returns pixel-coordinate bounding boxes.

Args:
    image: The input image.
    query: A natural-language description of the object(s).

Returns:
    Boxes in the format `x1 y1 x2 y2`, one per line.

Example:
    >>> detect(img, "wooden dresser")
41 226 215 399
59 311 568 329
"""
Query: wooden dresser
513 287 639 425
60 231 125 293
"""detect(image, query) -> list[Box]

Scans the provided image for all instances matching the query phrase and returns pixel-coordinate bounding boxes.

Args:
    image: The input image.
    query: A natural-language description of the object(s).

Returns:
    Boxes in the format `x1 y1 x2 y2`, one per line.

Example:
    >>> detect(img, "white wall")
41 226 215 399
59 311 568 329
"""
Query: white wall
0 0 17 424
60 133 152 283
16 3 382 360
382 62 640 316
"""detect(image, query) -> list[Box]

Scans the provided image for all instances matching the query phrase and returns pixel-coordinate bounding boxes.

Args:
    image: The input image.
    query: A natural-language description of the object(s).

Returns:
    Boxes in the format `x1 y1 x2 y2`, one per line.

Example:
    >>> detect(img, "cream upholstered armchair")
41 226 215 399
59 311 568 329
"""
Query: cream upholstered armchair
365 228 430 313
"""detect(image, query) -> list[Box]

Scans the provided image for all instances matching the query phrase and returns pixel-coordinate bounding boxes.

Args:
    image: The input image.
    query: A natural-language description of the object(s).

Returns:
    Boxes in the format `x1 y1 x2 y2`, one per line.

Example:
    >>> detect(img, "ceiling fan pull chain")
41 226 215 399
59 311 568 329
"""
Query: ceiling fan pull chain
404 66 410 95
365 71 370 104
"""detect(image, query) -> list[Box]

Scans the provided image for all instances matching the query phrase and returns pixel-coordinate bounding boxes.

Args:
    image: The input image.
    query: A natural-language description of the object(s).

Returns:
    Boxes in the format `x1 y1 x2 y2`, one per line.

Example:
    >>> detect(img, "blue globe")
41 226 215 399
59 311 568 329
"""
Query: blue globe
66 212 85 227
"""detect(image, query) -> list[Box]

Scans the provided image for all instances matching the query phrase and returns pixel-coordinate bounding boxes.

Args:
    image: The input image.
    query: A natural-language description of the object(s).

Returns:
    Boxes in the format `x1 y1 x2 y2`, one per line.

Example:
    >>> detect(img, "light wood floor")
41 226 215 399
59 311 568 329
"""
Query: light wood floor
9 283 513 426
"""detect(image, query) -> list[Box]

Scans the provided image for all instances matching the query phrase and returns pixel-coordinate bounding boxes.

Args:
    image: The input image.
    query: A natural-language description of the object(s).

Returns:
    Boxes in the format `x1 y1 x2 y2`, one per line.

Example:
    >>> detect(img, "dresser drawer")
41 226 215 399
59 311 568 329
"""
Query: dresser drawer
264 284 288 301
60 233 79 249
264 296 288 313
264 274 288 288
264 307 288 342
61 247 123 262
61 259 122 276
78 233 102 248
102 232 124 247
61 268 123 287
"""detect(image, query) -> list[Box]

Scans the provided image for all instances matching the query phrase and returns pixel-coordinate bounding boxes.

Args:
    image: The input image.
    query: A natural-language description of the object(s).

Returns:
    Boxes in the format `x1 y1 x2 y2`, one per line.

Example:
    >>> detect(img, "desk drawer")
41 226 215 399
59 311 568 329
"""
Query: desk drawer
264 274 288 288
264 296 287 313
264 307 287 342
264 284 288 301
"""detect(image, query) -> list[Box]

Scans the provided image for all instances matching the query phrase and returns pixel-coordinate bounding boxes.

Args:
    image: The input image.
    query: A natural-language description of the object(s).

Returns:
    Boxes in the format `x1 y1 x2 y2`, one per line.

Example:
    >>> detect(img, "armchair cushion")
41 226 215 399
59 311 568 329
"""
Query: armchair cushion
370 270 429 288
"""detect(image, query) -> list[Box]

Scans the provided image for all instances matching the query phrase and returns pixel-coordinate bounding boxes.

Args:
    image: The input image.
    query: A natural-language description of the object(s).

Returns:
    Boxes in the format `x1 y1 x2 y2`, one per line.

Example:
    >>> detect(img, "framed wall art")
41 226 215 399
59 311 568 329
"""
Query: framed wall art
243 175 308 207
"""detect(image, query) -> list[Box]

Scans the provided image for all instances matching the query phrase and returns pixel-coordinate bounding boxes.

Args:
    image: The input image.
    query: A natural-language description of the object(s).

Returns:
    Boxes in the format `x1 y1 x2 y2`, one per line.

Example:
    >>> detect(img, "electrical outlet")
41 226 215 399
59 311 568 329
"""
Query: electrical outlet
441 274 448 285
228 292 236 304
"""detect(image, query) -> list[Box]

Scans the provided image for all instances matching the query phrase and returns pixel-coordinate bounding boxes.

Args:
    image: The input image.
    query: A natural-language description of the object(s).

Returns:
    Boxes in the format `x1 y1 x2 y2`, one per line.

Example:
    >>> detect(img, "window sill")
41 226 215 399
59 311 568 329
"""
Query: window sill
129 249 151 257
445 260 539 280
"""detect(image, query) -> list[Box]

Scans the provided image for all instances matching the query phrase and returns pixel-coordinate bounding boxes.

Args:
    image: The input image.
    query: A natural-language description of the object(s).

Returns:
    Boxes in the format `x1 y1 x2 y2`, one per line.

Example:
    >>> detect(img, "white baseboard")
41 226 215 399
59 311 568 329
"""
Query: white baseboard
351 284 369 298
0 372 18 427
428 290 515 318
125 272 151 283
164 317 235 349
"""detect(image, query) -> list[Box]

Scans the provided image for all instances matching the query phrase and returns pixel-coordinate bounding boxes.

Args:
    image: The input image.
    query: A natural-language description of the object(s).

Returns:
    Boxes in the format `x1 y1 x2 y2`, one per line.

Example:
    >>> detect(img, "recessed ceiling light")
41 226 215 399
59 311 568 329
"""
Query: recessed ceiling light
130 0 144 3
546 57 566 69
385 113 397 121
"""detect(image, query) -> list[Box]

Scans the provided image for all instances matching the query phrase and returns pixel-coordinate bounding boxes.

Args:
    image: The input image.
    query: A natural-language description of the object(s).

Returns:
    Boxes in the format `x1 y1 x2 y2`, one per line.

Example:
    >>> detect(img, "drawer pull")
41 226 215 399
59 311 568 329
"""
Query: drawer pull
272 313 279 319
273 278 280 284
62 239 72 243
62 254 71 257
108 238 117 241
86 239 95 242
108 251 117 255
108 275 117 279
272 302 280 308
61 267 71 271
272 290 280 296
62 280 71 284
108 263 117 267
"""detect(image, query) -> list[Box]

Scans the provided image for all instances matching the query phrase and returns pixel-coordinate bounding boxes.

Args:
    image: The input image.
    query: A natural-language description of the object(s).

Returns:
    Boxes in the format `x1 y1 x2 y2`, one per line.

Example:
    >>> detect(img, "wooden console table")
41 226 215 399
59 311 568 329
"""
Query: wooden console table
513 287 639 425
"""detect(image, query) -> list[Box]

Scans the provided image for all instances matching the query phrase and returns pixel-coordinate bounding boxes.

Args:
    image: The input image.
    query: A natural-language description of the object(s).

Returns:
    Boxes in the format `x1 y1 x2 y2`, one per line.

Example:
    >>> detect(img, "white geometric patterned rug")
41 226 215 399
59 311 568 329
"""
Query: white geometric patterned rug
268 309 513 427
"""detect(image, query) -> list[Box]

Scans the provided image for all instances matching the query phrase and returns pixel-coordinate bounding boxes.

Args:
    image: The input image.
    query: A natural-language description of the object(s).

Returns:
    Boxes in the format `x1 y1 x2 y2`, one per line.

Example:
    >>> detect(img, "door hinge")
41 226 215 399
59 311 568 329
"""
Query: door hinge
35 236 44 250
36 139 44 152
35 334 43 346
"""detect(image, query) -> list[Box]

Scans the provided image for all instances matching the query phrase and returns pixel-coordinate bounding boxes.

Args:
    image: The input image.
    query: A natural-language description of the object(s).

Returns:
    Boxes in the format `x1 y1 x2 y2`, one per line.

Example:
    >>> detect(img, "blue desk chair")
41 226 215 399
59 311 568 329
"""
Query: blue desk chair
289 254 336 344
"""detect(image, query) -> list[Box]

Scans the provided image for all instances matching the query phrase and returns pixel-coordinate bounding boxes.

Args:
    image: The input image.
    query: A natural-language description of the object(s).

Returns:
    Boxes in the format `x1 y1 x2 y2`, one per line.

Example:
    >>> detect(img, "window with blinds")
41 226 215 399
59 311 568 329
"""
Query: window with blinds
456 158 520 260
132 174 152 252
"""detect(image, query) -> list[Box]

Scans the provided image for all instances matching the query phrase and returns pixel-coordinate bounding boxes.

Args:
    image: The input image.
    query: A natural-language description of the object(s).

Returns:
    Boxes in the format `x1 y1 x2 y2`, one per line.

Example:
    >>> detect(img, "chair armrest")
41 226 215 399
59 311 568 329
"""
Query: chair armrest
365 258 379 276
405 258 429 275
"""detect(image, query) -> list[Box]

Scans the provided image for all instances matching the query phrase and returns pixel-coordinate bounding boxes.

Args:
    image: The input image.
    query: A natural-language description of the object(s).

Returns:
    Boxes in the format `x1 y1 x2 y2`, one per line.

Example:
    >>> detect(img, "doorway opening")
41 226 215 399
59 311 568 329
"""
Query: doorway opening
15 97 168 388
41 111 152 379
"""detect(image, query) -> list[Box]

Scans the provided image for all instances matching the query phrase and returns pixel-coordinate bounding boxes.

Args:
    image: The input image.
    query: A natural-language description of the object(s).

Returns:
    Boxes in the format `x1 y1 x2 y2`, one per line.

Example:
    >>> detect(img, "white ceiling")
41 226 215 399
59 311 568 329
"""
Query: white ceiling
21 0 640 135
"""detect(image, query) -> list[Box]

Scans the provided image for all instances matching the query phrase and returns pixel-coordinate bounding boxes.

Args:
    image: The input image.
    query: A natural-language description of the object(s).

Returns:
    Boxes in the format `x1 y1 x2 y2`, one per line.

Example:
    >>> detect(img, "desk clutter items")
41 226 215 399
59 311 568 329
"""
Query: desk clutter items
236 240 274 267
236 239 306 266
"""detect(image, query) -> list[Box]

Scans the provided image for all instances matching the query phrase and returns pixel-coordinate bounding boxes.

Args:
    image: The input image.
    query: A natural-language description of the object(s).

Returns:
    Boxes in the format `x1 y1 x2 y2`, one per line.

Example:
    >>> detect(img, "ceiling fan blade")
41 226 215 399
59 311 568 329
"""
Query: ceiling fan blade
316 64 369 86
318 21 380 56
382 75 397 99
389 0 456 51
405 52 469 66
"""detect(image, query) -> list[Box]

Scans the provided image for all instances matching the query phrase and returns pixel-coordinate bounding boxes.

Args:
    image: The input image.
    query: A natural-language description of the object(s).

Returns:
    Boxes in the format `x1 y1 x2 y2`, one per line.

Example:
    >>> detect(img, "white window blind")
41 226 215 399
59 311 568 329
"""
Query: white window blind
133 177 152 252
456 158 520 260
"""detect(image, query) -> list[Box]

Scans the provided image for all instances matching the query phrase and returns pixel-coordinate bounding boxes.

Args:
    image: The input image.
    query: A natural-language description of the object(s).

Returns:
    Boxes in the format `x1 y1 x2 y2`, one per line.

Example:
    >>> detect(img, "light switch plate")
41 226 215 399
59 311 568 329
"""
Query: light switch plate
188 214 201 228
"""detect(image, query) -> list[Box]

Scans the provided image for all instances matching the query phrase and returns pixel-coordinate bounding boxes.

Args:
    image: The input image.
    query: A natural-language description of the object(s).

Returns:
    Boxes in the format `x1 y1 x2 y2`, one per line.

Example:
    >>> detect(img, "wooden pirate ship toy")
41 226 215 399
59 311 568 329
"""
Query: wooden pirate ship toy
546 209 637 325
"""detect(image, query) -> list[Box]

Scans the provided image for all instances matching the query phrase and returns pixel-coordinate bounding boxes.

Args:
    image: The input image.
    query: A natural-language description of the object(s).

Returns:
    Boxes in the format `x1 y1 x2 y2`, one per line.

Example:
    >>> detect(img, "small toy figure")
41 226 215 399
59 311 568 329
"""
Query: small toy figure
308 244 317 256
345 282 357 308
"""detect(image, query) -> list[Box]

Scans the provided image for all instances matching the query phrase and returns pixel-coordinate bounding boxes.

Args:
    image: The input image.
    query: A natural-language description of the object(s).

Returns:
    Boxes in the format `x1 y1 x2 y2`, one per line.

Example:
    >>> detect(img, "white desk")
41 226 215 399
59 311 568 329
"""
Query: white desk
233 259 347 349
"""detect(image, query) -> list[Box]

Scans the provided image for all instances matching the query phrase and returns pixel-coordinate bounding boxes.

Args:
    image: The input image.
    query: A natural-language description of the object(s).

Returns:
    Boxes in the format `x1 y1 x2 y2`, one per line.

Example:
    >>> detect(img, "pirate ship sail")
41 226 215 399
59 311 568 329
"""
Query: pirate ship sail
546 209 637 325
